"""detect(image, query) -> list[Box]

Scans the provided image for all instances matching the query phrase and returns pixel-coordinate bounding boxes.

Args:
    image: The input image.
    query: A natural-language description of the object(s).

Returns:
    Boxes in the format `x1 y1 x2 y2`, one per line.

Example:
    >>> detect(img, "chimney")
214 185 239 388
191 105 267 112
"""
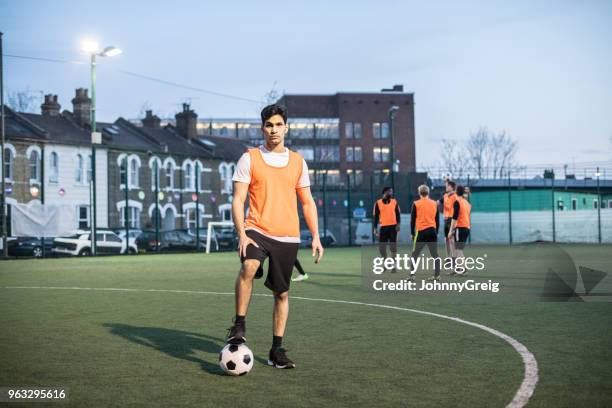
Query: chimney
175 103 198 139
142 110 161 129
41 94 61 116
71 88 91 126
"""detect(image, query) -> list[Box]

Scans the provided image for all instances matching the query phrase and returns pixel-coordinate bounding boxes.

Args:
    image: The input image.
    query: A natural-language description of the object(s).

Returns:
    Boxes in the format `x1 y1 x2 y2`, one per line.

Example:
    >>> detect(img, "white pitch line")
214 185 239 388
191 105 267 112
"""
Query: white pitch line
3 286 538 408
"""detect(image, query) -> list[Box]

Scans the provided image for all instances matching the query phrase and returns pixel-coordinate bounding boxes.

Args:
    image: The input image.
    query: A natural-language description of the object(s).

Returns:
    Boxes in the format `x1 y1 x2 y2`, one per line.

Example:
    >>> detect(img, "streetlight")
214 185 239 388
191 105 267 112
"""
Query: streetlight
81 39 122 255
596 167 601 244
388 105 399 192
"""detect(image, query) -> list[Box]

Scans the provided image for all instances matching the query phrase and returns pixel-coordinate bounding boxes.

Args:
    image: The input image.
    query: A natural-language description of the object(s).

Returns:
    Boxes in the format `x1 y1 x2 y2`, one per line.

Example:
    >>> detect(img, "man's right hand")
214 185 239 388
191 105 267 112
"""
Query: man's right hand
373 229 379 238
238 232 259 258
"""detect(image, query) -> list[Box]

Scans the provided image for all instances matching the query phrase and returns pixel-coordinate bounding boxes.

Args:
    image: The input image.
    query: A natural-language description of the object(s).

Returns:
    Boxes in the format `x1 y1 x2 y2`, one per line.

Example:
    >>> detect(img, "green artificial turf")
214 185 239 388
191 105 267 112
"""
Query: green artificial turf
0 245 611 407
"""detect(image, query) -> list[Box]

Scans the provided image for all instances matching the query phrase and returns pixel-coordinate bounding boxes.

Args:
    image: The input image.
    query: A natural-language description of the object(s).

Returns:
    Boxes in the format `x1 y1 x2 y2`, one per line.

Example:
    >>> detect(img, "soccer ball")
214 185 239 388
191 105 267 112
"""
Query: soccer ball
219 343 254 376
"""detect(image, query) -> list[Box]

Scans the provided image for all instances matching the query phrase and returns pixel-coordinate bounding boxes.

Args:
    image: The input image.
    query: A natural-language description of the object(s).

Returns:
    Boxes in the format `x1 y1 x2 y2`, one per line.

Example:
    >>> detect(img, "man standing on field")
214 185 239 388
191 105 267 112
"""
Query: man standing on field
226 104 324 369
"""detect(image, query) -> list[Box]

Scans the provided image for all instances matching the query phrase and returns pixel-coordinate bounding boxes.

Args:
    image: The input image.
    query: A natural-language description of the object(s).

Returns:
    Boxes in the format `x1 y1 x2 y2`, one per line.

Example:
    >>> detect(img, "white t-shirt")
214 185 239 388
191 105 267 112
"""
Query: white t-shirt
232 145 310 243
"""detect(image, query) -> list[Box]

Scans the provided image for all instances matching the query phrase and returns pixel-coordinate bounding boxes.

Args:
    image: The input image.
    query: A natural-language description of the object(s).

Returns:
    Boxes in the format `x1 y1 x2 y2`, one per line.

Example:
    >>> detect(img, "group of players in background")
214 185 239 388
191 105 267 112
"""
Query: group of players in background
372 178 472 280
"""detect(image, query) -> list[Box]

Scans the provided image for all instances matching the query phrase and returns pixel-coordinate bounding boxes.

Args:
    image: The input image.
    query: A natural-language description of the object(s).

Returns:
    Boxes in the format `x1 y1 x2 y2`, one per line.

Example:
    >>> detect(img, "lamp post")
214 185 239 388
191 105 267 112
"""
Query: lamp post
596 167 601 244
388 105 399 192
81 40 122 256
1 32 6 258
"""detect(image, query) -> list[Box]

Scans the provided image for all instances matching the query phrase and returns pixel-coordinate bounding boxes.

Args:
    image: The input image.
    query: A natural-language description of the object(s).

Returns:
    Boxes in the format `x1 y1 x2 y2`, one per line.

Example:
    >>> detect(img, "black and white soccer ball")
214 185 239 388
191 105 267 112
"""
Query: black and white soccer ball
219 343 254 376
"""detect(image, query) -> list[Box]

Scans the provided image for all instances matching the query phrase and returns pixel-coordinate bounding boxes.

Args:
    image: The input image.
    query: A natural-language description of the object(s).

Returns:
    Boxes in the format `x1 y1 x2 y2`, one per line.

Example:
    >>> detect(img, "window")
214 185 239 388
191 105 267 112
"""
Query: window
381 122 389 139
557 200 564 211
316 146 340 162
325 170 341 186
373 122 389 139
120 160 127 186
571 198 577 210
106 234 122 243
315 122 339 139
186 208 204 232
184 163 193 190
29 150 41 183
165 163 174 189
345 122 363 139
4 148 13 180
49 152 59 183
289 123 314 139
609 200 612 209
346 147 354 162
354 146 362 162
295 147 314 162
373 147 390 162
345 122 354 139
119 206 141 229
593 199 598 209
78 205 90 229
347 169 363 187
76 154 83 183
130 158 139 188
354 123 362 139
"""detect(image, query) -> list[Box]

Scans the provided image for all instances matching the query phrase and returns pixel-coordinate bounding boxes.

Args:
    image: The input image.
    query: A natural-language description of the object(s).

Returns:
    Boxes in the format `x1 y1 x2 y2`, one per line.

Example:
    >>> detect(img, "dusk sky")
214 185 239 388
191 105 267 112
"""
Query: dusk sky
1 0 611 169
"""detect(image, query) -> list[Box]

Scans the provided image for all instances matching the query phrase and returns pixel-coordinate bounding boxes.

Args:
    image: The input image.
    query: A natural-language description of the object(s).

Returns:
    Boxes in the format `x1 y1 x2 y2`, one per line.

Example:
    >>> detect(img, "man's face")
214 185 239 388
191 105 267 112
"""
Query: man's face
446 183 453 193
385 188 393 198
262 114 288 147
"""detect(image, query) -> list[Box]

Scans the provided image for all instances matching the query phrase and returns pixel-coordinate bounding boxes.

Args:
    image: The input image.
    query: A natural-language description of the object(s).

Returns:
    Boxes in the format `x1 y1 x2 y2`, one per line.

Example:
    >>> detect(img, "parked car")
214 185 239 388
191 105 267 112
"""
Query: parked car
135 229 207 253
186 228 220 252
53 230 137 256
300 229 337 248
7 236 55 258
215 227 237 252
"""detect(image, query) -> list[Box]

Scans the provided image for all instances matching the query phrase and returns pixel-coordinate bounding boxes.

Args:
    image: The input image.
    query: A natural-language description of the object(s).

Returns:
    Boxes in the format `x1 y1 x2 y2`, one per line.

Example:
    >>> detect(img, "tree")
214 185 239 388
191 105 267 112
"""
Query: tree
435 127 520 180
7 89 40 113
466 127 489 179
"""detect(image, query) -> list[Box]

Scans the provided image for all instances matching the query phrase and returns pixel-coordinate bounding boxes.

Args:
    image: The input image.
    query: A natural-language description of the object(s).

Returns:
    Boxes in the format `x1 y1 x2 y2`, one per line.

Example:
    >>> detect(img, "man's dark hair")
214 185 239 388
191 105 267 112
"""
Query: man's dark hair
447 180 456 189
382 186 392 195
261 104 288 125
456 185 465 196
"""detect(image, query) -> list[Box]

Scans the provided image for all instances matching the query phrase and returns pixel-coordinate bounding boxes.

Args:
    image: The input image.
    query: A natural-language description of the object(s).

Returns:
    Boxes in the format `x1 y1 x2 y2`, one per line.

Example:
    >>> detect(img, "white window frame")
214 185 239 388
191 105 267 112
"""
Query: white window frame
3 144 16 181
49 151 59 183
75 154 84 183
26 145 42 184
129 156 140 189
77 205 90 229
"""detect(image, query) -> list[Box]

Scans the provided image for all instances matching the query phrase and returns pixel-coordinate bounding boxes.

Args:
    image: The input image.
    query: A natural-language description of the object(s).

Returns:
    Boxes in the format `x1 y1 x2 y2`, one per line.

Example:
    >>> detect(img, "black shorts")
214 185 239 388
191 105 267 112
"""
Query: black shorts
379 225 398 243
415 227 438 242
455 227 470 249
239 229 299 293
444 218 452 237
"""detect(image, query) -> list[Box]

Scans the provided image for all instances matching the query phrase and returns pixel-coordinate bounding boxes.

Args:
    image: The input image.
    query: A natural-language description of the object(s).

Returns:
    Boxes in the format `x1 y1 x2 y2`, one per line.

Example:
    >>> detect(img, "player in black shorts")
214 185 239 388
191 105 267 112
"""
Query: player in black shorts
373 187 401 272
448 185 472 276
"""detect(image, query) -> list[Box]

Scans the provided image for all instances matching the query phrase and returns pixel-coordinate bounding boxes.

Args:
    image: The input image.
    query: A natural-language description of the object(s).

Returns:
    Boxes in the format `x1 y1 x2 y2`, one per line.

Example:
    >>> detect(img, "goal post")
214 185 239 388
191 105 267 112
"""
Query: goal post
206 221 235 254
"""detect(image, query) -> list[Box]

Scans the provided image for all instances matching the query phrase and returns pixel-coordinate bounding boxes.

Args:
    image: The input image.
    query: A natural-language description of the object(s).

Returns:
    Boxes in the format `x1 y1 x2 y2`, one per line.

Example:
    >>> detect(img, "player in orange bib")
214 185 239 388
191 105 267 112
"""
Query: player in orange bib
438 179 457 270
409 185 441 281
448 185 471 276
226 104 324 369
373 186 401 271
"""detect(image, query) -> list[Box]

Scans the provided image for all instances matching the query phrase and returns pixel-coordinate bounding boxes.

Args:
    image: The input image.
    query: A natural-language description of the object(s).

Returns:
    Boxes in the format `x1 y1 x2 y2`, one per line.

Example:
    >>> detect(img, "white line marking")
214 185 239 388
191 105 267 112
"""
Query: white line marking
3 286 538 407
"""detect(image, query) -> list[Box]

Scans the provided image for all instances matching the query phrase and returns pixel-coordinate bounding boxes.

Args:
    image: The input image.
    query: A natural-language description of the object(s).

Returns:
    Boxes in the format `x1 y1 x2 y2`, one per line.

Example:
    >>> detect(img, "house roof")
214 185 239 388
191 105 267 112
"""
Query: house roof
198 134 251 162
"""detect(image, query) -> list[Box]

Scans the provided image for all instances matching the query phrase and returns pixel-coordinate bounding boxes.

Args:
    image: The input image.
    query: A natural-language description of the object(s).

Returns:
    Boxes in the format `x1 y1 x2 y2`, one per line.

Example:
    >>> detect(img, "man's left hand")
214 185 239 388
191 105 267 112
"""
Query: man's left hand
311 236 324 264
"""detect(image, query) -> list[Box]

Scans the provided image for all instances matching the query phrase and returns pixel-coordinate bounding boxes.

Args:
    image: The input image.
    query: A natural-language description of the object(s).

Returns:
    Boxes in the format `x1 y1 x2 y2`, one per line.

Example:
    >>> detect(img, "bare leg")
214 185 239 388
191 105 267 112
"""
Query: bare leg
235 259 260 316
273 291 289 337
